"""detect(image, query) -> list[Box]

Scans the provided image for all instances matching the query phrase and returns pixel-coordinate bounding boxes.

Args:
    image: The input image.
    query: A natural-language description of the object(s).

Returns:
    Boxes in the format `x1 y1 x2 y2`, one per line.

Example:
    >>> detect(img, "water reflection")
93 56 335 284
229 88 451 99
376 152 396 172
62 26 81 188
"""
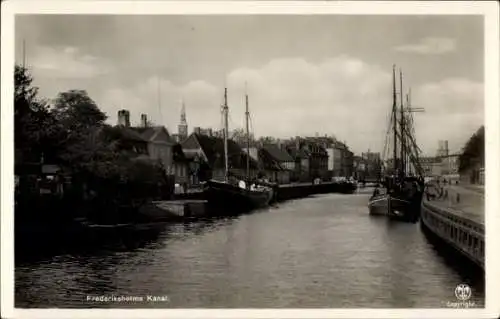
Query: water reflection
15 192 484 308
419 223 484 295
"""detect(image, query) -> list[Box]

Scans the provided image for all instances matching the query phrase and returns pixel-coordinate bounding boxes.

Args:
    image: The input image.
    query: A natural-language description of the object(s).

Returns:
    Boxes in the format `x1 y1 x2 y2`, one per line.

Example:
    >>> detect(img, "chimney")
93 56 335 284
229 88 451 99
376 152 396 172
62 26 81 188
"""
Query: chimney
295 136 301 149
141 114 148 128
208 128 213 137
194 127 201 135
117 109 130 127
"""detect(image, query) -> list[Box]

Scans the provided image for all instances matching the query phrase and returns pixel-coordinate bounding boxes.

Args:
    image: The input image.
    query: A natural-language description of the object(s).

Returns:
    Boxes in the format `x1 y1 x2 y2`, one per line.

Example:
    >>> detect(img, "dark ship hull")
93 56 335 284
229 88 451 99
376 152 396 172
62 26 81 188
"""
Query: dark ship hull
341 181 358 194
368 178 423 223
368 193 421 222
204 180 273 215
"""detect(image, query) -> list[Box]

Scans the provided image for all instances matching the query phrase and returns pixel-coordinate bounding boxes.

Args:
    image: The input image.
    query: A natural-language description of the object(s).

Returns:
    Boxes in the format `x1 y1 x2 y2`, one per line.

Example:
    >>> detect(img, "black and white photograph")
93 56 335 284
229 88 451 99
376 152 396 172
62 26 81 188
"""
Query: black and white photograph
2 1 499 318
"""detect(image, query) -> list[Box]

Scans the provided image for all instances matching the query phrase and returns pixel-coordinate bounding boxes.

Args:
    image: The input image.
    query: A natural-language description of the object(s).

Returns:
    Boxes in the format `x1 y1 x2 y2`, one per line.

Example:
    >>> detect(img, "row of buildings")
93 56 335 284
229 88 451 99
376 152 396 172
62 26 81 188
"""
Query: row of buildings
115 109 358 187
111 111 484 187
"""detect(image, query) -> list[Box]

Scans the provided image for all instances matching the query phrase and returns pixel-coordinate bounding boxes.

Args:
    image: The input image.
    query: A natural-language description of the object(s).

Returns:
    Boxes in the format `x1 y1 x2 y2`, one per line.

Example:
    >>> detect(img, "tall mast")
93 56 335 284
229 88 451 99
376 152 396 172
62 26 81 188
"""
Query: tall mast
392 65 398 173
399 68 405 177
223 87 229 182
408 88 414 175
245 82 250 182
406 93 411 175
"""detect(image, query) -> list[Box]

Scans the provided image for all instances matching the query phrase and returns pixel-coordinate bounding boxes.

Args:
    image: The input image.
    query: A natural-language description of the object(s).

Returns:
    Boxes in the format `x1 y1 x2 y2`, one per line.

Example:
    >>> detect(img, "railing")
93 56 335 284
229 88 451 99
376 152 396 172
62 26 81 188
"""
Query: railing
421 198 484 269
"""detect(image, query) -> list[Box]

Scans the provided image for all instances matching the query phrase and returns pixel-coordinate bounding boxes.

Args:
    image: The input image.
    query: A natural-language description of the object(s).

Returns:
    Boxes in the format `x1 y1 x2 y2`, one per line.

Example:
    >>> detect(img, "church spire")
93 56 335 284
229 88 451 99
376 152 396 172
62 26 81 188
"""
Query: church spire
180 99 187 124
178 99 188 140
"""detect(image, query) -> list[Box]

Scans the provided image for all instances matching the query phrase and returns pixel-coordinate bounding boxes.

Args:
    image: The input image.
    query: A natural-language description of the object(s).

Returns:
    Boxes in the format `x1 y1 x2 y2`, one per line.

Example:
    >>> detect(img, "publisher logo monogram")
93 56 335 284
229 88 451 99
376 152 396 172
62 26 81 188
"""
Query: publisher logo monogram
455 284 472 301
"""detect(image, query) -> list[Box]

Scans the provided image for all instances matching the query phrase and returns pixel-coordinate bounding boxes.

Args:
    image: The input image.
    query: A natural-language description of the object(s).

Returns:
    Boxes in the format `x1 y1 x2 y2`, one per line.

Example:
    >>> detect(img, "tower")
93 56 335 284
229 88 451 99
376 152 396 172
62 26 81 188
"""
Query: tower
141 114 148 127
437 140 449 157
178 100 188 140
117 110 130 127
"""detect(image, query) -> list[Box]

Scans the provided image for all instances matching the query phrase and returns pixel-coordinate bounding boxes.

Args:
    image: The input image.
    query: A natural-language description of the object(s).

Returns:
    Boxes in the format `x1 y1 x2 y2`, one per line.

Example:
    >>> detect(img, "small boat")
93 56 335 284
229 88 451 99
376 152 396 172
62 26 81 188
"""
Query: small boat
368 187 389 216
368 177 422 222
340 179 358 194
204 87 273 214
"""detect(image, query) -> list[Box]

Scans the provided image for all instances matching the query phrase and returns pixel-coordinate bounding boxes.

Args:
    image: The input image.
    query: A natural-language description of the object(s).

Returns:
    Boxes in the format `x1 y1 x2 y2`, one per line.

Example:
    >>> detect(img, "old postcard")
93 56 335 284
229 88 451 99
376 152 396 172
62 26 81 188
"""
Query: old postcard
1 1 499 319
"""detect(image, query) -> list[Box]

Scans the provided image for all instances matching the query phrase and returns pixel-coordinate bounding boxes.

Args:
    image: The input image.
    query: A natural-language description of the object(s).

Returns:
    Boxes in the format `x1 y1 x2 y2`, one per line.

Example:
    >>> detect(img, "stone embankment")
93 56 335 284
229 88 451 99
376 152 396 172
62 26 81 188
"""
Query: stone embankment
421 182 484 270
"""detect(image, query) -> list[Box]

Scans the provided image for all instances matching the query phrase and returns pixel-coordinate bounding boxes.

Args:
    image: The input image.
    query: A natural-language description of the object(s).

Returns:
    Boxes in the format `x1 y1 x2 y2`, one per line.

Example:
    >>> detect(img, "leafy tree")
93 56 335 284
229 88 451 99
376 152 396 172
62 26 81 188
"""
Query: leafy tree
59 125 118 166
51 90 107 146
52 90 107 128
14 66 172 211
51 90 109 164
14 65 58 164
458 126 485 172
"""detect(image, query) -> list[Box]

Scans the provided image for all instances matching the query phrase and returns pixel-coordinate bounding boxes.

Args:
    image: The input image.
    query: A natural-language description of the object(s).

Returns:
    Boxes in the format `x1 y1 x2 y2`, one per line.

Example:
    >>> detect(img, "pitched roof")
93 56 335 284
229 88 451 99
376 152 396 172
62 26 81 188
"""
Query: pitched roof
333 141 349 150
114 126 148 142
262 144 294 162
191 133 258 169
286 146 308 159
130 126 171 142
304 136 336 146
258 147 285 171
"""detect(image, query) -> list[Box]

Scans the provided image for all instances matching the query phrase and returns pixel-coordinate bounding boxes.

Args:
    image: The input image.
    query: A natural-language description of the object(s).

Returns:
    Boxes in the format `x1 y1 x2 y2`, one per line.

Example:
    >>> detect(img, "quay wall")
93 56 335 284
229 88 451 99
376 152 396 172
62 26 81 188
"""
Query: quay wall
173 190 205 201
420 199 484 270
173 182 357 203
163 182 357 218
275 182 356 202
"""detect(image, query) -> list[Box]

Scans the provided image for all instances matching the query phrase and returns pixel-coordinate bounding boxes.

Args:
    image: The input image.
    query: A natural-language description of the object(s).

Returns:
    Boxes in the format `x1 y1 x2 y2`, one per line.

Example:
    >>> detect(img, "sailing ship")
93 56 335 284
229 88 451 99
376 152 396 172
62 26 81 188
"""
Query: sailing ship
204 87 274 214
368 65 425 223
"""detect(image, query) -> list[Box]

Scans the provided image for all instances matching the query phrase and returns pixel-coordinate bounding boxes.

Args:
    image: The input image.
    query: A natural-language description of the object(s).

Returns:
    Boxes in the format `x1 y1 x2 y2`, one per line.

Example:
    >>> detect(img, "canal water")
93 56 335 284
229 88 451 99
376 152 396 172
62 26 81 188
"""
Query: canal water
15 188 484 308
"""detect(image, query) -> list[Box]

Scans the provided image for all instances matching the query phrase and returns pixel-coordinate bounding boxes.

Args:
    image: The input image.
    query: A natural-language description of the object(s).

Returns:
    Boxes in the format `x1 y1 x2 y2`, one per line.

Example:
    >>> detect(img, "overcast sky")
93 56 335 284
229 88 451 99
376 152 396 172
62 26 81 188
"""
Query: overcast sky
15 15 484 156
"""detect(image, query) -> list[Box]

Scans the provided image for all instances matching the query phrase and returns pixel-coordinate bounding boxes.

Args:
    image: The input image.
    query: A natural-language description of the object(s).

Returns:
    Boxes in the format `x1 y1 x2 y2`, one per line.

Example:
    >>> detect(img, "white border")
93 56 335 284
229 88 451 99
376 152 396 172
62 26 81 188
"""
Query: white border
1 1 499 319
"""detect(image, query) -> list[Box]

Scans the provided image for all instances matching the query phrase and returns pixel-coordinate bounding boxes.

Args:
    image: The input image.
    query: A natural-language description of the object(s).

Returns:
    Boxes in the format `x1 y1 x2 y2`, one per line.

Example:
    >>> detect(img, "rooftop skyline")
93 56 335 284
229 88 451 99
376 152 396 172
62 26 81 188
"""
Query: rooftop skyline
15 14 484 156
